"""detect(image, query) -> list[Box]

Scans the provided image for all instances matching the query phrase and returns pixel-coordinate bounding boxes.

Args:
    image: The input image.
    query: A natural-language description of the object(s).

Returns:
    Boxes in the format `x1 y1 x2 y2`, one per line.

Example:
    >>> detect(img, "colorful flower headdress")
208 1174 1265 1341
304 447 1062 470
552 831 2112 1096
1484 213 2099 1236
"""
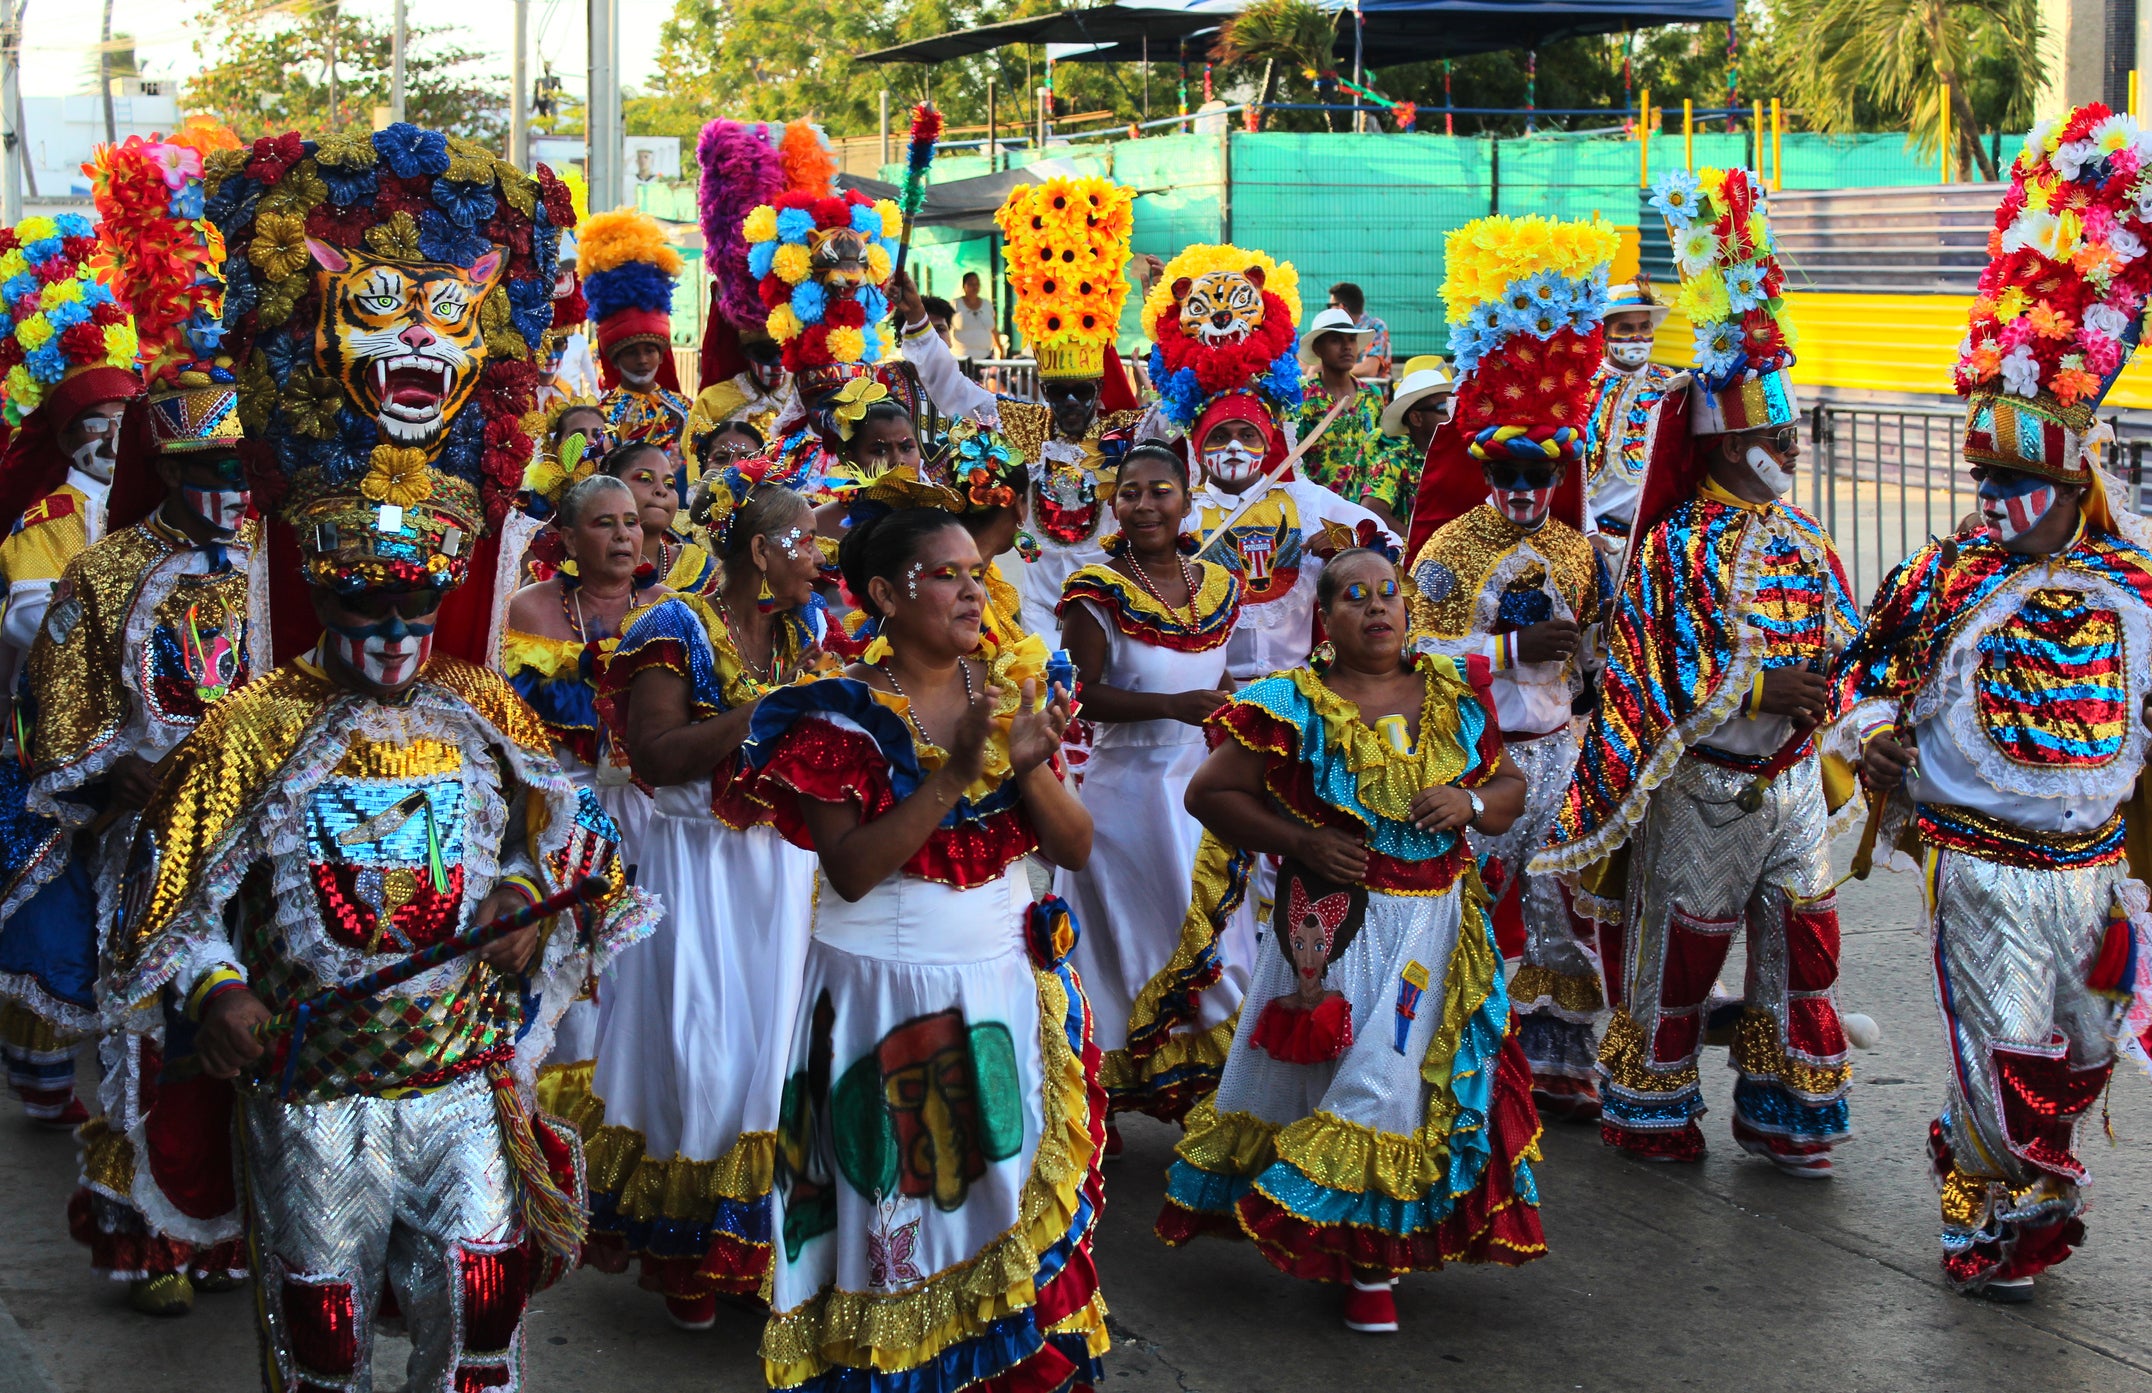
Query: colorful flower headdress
90 131 244 453
941 418 1024 512
522 417 598 517
996 176 1135 381
1651 166 1796 435
743 184 900 389
1440 213 1617 461
1956 103 2152 485
578 207 682 387
206 123 564 606
1140 243 1302 431
0 213 137 428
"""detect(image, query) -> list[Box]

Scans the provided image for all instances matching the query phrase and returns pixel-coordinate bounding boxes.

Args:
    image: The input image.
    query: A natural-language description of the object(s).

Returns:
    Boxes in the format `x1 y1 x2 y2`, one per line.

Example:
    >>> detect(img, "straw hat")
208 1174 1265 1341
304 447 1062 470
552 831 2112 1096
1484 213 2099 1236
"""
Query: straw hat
1380 355 1454 437
1299 304 1374 364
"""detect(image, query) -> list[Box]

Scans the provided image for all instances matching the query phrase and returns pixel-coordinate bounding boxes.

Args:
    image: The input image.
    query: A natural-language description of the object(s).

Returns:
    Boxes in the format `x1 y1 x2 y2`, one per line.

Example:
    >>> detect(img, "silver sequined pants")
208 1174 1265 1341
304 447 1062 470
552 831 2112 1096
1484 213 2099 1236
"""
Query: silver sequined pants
243 1071 526 1393
1926 849 2131 1280
1598 755 1850 1154
1473 726 1603 1089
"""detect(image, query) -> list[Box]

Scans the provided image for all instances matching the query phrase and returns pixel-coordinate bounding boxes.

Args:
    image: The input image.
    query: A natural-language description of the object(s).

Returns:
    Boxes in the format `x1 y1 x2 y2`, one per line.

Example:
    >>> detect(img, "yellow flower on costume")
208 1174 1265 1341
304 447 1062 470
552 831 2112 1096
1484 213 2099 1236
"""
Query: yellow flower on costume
249 211 312 281
102 323 137 364
15 217 55 243
15 316 51 351
829 376 889 438
743 206 778 243
361 445 432 508
827 326 866 363
865 244 893 282
861 632 894 666
772 243 813 285
365 211 423 261
876 201 903 239
41 279 83 308
3 364 33 404
767 304 803 342
0 250 24 281
1675 270 1731 325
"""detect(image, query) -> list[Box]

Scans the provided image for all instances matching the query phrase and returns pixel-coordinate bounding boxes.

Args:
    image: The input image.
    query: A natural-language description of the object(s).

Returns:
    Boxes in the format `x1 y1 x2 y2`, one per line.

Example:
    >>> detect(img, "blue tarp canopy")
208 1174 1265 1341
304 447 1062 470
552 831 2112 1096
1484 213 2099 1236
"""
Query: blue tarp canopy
855 0 1736 67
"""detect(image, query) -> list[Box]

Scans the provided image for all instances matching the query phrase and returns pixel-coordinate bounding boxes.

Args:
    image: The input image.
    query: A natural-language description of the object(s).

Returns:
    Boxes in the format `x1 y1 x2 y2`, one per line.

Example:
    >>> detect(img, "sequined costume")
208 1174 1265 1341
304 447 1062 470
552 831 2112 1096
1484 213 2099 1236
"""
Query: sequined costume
569 591 824 1306
1582 360 1682 540
1155 657 1547 1278
600 383 692 456
1409 503 1604 1110
740 636 1110 1393
1055 557 1243 1119
106 655 654 1388
30 514 260 1285
1538 484 1861 1162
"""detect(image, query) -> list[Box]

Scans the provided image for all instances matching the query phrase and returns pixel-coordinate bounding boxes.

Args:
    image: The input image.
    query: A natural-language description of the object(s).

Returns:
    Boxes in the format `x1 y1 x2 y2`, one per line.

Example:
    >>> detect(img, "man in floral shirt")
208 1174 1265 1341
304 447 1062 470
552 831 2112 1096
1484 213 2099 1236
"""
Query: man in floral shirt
1294 306 1414 532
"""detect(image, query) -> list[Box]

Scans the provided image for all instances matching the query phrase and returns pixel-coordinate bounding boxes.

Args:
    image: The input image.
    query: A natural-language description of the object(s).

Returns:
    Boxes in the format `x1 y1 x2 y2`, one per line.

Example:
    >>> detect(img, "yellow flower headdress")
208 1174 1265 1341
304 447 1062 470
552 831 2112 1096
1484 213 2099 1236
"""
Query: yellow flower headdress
996 176 1135 381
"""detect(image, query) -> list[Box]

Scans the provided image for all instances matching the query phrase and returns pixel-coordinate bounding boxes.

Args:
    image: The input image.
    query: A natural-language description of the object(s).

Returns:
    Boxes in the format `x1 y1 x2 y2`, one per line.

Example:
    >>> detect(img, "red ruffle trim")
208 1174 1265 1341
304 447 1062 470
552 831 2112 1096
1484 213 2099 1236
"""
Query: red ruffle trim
594 635 692 733
755 718 1039 888
1250 994 1354 1063
1601 1119 1706 1162
66 1189 247 1279
639 1240 770 1302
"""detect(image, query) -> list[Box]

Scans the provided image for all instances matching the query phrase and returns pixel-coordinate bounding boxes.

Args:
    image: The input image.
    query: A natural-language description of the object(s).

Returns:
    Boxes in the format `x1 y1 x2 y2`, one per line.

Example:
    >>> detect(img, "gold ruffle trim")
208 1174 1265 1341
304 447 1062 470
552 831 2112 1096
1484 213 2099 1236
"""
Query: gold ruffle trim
1121 830 1245 1070
534 1060 605 1136
1728 1007 1851 1101
0 1000 80 1053
1596 1009 1698 1095
1099 1016 1234 1107
1231 657 1483 826
1509 963 1606 1019
760 966 1108 1382
77 1114 135 1199
565 1068 779 1216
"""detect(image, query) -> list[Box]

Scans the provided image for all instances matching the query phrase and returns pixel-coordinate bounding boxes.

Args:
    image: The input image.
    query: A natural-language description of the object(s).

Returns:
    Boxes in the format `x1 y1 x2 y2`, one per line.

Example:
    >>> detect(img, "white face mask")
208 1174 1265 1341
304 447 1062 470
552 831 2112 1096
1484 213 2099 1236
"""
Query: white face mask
71 432 117 485
1606 340 1654 371
328 626 434 689
1744 444 1793 497
180 485 250 536
1202 444 1263 488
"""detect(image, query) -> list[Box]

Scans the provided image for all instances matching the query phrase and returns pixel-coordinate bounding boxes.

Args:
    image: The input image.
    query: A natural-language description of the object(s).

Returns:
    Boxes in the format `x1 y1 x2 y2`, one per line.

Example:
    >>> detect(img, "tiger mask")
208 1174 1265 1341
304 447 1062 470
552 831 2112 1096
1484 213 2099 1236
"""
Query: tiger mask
307 239 506 448
1173 266 1269 347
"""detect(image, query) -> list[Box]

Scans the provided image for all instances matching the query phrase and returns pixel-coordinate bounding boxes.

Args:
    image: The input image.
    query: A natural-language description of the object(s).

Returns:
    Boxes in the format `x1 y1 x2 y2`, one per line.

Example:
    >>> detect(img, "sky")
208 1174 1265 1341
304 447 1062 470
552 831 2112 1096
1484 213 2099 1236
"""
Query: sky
18 0 674 100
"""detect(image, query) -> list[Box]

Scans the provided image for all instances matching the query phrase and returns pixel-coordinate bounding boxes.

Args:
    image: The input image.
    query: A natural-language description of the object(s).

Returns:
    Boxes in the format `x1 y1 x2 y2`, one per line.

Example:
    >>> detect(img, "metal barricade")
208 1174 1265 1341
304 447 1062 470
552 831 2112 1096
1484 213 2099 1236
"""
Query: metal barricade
961 358 1040 402
1809 401 2152 607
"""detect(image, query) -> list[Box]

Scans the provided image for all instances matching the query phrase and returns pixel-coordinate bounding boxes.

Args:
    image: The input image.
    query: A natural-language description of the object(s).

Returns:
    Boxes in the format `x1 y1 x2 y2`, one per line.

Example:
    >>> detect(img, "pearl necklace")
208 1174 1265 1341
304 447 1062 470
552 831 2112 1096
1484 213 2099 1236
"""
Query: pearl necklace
1126 551 1200 628
879 656 975 748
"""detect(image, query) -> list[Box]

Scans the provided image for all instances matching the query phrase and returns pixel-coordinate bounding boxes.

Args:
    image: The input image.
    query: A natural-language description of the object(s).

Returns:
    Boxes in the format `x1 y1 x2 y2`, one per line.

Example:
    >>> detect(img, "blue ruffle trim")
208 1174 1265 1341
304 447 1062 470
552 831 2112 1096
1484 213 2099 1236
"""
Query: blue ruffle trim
615 596 729 714
1732 1076 1851 1143
0 831 97 1012
506 666 601 741
589 1188 772 1260
1599 1083 1704 1132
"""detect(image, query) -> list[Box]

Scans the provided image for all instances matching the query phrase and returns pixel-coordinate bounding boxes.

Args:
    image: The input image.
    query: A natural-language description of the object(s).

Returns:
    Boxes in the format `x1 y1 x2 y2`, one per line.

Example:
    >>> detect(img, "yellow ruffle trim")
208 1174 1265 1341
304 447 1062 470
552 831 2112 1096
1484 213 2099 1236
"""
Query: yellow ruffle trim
1121 830 1246 1070
77 1113 134 1200
534 1060 605 1136
861 631 1051 807
1509 964 1606 1020
1062 559 1239 632
760 965 1108 1382
1728 1007 1851 1101
500 626 601 681
1233 657 1486 828
1098 1015 1234 1108
1597 1008 1698 1095
0 1000 79 1053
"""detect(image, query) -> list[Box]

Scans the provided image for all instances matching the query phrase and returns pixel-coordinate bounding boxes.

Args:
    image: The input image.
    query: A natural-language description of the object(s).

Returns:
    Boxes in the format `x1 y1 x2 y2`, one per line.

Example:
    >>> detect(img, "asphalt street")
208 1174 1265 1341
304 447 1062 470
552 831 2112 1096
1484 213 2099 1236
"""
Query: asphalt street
1 840 2149 1392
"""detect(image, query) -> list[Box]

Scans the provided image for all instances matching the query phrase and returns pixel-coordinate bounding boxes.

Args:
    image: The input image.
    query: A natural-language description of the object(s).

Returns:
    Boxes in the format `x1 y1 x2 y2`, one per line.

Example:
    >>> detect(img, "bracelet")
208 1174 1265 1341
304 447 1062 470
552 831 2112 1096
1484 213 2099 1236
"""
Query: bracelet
495 874 544 910
187 967 248 1021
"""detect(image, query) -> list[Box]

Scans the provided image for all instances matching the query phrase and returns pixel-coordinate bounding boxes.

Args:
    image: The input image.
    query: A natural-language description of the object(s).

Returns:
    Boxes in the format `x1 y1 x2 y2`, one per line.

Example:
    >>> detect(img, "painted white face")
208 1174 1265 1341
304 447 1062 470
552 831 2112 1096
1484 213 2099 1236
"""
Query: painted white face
1202 444 1262 486
71 426 118 484
1745 443 1793 497
1606 340 1654 370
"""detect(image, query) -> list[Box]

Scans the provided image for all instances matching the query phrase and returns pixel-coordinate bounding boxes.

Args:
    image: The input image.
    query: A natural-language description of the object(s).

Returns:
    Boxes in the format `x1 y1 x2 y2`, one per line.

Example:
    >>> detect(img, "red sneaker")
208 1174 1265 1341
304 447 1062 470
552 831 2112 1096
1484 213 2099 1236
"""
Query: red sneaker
664 1294 718 1330
1343 1279 1397 1333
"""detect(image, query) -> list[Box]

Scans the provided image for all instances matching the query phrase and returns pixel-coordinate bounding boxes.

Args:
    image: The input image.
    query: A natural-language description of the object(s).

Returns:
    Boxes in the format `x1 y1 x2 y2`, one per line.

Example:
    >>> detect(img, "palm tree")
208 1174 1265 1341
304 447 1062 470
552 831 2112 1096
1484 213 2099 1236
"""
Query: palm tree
1214 0 1341 132
1776 0 2042 180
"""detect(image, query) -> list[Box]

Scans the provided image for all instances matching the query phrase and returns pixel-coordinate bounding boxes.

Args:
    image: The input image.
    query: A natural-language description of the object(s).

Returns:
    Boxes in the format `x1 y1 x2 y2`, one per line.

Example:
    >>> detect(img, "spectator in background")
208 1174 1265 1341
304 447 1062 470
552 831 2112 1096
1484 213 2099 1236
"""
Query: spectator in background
1328 281 1391 379
921 296 956 346
950 270 1003 362
1294 306 1412 534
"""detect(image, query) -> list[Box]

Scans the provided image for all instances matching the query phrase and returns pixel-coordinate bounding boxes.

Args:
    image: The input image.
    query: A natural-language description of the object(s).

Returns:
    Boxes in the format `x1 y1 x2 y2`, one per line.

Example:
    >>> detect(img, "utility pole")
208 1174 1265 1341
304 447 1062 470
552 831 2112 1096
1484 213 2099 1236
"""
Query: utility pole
97 0 113 143
1 0 22 222
510 0 529 168
390 0 406 123
325 1 339 130
587 0 619 211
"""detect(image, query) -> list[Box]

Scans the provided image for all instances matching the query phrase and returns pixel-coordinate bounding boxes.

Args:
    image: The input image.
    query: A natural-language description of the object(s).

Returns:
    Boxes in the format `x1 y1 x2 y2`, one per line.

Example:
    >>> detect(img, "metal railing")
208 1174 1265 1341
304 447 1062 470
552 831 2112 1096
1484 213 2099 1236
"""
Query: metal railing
1809 402 2152 606
960 357 1041 402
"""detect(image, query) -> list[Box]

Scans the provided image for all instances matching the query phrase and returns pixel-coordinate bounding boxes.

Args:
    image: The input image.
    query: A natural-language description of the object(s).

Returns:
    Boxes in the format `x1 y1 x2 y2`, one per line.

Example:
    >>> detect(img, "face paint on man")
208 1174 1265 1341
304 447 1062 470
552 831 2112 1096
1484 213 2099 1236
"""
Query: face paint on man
71 423 119 484
181 484 251 535
325 610 436 688
1202 443 1263 486
1978 469 2063 542
1605 339 1654 370
1484 463 1559 529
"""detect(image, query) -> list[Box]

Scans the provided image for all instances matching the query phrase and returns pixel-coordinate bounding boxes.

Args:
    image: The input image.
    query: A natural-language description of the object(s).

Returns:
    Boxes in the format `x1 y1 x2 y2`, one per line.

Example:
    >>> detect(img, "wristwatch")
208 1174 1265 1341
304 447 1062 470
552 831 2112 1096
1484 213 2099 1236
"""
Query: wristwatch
1465 788 1485 828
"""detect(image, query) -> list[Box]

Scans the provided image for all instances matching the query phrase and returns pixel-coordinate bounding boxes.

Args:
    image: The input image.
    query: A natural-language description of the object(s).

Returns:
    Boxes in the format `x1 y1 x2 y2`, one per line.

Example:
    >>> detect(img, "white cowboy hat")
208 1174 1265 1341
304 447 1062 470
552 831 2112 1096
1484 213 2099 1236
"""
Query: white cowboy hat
1299 305 1375 364
1601 280 1673 327
1380 356 1453 437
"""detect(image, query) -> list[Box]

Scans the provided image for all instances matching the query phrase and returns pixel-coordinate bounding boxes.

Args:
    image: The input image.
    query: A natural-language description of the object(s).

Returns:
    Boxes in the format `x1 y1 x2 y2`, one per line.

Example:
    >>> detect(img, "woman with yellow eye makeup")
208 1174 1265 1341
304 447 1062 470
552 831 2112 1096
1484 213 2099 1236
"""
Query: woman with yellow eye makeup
740 506 1110 1392
602 440 724 597
1053 443 1244 1138
571 470 829 1329
1159 549 1544 1336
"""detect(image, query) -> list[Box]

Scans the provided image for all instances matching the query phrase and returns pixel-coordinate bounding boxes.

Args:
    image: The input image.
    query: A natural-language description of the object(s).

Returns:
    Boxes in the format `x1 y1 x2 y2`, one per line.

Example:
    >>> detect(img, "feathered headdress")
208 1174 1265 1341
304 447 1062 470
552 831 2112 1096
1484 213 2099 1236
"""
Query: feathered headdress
1439 213 1617 462
1140 243 1302 431
89 132 242 455
579 207 683 391
1956 103 2152 487
1651 166 1795 435
697 120 786 339
742 184 901 391
997 176 1134 381
205 122 563 661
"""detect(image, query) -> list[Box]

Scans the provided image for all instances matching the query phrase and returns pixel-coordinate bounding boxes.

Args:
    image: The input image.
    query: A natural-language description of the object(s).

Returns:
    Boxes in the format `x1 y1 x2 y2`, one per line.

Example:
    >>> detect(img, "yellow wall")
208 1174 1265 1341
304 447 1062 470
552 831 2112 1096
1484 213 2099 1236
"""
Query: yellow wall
1651 292 2152 409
